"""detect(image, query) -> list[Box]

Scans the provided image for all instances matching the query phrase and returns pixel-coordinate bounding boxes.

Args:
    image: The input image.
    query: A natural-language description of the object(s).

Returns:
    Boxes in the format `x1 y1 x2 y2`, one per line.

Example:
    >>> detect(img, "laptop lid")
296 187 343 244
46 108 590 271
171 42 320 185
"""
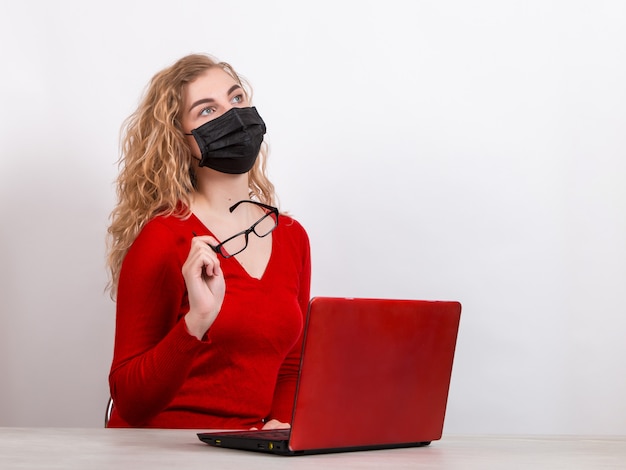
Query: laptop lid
198 296 461 455
287 296 461 453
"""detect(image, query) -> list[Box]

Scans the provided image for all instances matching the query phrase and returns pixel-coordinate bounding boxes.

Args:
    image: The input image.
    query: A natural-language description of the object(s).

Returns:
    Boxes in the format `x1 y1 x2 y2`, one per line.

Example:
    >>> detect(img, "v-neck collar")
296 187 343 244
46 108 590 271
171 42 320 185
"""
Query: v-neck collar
189 212 275 281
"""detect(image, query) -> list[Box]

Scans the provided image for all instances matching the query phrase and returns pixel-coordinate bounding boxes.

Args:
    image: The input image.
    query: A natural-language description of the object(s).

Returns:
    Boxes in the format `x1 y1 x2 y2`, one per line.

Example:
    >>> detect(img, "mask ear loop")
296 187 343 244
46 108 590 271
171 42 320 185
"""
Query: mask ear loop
183 127 203 162
187 145 202 188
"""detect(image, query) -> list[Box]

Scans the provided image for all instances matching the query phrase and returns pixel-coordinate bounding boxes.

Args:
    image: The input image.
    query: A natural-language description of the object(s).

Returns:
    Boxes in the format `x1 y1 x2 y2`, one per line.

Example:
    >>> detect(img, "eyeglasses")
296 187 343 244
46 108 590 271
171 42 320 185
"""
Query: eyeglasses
209 200 279 258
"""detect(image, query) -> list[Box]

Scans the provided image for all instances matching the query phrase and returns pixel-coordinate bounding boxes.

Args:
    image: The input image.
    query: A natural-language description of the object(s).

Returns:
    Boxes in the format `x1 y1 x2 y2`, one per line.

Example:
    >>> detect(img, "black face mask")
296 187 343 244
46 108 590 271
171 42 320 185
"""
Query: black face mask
186 107 266 174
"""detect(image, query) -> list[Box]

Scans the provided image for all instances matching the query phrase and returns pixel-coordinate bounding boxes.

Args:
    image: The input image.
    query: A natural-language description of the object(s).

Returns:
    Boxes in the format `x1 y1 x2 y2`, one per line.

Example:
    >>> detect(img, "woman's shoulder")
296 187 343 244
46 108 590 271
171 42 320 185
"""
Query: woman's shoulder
278 213 307 233
131 212 194 254
277 213 310 247
144 211 192 231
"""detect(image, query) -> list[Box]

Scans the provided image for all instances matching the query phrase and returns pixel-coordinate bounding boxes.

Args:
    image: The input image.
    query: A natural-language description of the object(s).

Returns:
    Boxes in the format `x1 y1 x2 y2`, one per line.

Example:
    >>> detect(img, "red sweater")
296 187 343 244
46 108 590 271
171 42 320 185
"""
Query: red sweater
107 210 311 429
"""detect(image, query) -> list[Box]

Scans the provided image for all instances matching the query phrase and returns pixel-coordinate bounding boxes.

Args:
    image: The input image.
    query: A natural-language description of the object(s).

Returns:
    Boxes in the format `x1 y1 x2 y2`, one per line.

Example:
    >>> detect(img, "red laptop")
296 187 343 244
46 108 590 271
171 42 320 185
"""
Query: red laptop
197 296 462 455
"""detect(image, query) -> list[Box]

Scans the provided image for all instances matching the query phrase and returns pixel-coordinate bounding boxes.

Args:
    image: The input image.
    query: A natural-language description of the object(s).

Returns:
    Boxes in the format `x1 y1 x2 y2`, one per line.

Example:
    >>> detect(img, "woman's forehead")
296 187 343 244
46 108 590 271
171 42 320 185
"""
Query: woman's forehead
185 67 239 98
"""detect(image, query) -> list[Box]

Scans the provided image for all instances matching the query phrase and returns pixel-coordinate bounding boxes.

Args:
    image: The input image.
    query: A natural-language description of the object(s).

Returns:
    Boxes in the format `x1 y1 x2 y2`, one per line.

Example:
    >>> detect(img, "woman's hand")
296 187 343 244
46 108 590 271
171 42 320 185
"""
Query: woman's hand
250 419 291 431
182 235 226 339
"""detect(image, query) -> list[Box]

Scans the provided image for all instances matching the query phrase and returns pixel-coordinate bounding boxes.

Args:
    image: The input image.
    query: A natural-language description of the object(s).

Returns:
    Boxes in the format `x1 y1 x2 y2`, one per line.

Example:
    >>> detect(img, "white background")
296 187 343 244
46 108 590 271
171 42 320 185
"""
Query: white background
1 0 624 434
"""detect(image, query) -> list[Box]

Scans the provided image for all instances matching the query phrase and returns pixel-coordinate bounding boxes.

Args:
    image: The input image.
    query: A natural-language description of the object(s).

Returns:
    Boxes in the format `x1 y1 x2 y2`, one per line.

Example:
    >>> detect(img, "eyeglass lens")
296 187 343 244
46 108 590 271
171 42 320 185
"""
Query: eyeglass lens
217 209 278 258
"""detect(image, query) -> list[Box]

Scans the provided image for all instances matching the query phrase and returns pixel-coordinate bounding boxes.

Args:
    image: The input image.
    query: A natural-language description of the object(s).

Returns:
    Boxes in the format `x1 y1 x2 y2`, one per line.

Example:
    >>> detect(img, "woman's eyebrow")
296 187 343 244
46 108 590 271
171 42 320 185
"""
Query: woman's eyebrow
188 84 242 113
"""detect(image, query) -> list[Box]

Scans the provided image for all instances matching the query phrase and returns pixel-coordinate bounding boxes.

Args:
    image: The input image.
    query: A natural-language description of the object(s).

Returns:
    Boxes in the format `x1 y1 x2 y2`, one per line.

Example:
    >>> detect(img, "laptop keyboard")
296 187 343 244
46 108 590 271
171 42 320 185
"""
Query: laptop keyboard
228 429 291 440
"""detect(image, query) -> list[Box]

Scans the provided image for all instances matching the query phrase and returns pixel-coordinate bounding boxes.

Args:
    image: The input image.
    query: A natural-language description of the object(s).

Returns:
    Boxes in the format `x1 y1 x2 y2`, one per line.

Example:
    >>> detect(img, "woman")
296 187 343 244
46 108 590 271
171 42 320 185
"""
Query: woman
106 53 311 429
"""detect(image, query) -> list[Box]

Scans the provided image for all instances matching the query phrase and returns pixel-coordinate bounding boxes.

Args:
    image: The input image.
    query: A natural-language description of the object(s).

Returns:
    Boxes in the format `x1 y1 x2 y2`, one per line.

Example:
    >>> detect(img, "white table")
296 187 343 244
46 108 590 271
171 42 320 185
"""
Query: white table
1 428 624 469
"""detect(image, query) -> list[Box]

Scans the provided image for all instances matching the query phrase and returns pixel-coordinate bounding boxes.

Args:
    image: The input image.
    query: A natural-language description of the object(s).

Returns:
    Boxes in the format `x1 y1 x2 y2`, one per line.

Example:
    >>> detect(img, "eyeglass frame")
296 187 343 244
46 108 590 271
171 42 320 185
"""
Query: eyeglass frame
208 200 279 259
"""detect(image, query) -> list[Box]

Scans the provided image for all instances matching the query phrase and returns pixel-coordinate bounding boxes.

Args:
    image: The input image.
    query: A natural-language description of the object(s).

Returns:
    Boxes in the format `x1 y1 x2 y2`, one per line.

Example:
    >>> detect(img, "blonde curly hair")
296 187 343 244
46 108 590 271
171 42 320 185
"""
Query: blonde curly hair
106 53 275 296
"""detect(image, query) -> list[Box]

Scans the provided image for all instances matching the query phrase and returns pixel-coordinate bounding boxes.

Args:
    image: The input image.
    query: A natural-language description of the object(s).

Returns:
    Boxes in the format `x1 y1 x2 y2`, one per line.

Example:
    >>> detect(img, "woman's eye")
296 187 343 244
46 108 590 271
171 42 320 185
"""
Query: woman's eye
199 107 214 116
232 94 243 104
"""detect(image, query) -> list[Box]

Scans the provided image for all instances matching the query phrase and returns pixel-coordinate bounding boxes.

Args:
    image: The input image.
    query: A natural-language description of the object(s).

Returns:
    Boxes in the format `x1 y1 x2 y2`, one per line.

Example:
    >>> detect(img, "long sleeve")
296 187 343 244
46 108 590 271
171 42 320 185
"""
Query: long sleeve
109 219 202 426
